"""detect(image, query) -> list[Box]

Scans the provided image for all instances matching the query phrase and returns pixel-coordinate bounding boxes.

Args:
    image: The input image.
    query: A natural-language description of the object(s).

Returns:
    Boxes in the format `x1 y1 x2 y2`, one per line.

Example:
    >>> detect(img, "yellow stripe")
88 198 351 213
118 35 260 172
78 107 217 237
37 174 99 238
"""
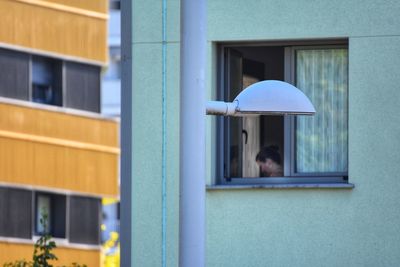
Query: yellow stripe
13 0 108 20
0 130 120 154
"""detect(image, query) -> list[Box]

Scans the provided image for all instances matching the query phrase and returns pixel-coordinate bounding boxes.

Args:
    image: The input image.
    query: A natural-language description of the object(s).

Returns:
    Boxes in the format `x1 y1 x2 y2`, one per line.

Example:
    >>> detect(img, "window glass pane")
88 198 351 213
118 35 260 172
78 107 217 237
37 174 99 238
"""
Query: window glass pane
0 187 32 239
32 56 62 106
223 47 285 179
35 193 66 238
242 75 261 177
296 48 348 173
65 61 101 113
32 58 53 85
69 196 101 245
36 195 51 234
0 48 29 100
52 194 66 238
109 0 120 10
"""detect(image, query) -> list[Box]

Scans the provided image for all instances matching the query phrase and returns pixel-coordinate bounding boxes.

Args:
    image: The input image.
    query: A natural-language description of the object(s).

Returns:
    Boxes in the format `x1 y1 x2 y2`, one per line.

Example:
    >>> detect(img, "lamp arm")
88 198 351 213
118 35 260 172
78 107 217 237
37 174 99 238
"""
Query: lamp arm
206 100 238 116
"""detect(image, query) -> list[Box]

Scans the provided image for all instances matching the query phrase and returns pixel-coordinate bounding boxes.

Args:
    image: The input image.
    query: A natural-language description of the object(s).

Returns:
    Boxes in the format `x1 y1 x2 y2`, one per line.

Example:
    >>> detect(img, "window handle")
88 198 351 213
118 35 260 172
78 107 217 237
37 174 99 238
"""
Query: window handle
242 130 248 144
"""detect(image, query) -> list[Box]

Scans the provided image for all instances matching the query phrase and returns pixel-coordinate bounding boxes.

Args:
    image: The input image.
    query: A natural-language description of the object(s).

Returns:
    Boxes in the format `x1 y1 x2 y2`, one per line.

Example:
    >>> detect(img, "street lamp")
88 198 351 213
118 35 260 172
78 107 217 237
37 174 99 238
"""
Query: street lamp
179 2 316 267
206 80 316 116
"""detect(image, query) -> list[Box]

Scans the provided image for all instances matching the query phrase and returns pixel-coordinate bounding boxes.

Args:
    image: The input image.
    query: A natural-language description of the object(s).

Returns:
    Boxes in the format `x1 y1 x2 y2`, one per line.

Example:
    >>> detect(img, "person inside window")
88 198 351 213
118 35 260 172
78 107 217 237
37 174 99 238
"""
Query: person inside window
255 146 283 177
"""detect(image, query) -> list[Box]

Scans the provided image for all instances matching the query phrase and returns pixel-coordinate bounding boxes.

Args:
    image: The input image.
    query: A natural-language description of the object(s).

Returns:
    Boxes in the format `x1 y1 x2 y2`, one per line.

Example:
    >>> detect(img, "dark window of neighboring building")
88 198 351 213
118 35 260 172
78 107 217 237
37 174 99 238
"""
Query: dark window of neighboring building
34 192 66 238
65 62 101 113
0 48 29 100
69 196 101 245
218 42 348 184
0 187 32 239
0 48 102 113
32 56 63 106
109 0 121 10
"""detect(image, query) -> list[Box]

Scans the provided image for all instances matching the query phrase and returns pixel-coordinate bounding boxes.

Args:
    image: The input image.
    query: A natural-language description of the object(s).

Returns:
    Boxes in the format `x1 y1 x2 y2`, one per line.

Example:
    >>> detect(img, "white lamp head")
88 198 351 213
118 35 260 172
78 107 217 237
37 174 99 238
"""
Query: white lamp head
233 80 315 115
206 80 316 116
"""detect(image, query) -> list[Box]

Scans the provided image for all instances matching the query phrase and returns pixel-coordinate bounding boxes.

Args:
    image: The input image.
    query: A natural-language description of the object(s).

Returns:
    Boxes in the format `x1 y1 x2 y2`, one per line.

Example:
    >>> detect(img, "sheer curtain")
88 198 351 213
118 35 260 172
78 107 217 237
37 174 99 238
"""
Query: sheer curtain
296 48 348 173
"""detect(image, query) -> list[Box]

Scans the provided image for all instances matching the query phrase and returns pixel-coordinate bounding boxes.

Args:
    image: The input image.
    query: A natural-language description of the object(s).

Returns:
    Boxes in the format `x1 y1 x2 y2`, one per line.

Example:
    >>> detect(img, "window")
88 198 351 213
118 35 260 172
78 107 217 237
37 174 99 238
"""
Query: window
69 196 101 245
0 187 102 245
32 56 62 106
36 194 51 233
35 192 66 238
34 193 101 244
109 0 121 10
65 61 101 113
0 47 101 112
218 42 348 184
0 48 29 100
0 187 32 239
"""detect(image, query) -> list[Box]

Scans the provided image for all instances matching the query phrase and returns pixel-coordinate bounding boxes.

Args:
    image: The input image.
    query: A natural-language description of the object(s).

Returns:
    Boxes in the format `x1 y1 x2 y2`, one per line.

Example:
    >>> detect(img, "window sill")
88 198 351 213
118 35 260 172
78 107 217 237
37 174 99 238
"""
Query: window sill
0 236 101 250
0 97 118 122
207 183 354 190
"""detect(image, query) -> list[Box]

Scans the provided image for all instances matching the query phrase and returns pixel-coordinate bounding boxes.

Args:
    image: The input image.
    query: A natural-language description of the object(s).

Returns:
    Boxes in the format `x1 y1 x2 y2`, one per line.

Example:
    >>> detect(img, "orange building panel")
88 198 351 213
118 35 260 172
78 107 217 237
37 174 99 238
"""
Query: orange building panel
0 102 119 197
0 241 101 266
0 0 108 64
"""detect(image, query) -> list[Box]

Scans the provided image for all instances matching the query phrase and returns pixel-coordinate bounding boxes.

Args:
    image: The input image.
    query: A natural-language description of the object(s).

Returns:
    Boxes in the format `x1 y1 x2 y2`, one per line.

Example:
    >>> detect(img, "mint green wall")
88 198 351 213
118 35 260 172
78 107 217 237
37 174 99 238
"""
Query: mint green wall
130 1 400 266
130 0 180 266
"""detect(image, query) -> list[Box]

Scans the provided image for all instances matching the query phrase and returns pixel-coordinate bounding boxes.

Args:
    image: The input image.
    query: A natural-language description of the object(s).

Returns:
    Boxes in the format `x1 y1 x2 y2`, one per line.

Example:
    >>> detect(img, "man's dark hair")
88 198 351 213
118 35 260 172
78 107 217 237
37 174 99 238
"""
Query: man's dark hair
255 145 281 165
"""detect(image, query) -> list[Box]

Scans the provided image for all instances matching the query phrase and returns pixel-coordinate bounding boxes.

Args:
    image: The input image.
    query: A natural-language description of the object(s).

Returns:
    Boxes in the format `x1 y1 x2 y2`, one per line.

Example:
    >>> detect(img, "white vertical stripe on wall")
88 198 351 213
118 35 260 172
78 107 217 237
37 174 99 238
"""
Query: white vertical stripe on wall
296 49 348 173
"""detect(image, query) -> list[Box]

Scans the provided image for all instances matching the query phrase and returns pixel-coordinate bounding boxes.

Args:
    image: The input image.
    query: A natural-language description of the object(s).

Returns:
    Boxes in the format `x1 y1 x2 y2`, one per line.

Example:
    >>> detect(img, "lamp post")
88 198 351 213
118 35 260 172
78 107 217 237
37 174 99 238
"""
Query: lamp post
179 0 206 266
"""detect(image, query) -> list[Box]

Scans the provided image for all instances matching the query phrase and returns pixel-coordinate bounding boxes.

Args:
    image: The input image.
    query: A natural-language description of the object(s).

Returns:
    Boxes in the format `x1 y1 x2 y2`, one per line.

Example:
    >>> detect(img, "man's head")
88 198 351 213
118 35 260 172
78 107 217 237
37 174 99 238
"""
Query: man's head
255 146 281 176
256 158 273 176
